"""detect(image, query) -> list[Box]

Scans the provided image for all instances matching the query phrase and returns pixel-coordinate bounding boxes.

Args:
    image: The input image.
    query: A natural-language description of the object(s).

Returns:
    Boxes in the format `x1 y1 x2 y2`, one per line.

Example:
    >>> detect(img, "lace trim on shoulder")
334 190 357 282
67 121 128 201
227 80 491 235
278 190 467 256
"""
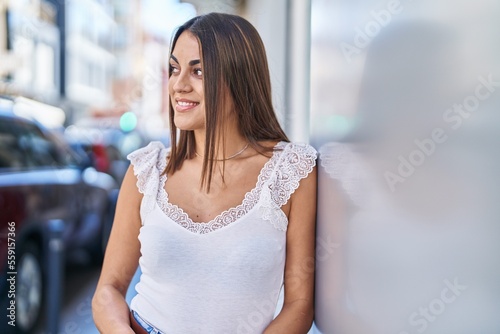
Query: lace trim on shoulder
269 143 317 207
127 141 168 221
157 142 287 234
260 143 317 231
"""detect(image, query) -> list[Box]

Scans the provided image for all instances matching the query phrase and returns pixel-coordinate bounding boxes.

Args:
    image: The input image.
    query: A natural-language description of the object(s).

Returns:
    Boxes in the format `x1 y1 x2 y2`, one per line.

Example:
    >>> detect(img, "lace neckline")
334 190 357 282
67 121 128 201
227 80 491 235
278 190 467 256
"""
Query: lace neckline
156 141 287 234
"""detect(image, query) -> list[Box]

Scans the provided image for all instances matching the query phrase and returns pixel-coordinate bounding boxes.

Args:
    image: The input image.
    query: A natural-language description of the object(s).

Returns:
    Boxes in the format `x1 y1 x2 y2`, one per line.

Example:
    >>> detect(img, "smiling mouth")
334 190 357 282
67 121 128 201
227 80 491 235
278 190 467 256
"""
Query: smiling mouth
175 100 200 111
177 101 199 107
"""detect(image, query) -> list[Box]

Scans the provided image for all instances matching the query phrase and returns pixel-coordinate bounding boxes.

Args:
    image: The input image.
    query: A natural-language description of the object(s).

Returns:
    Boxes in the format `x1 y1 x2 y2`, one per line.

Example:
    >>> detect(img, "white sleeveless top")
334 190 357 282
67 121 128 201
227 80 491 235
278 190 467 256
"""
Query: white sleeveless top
127 141 317 334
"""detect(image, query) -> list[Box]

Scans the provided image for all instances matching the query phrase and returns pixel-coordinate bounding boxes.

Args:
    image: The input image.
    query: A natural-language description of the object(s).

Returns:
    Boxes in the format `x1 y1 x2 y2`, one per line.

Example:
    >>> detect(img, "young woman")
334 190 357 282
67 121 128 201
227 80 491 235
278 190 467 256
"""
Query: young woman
92 13 317 334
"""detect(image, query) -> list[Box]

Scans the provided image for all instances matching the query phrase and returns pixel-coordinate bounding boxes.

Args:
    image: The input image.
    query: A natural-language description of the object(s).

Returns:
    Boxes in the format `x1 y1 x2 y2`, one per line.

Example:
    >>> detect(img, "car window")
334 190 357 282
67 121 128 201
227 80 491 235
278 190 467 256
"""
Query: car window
0 118 76 169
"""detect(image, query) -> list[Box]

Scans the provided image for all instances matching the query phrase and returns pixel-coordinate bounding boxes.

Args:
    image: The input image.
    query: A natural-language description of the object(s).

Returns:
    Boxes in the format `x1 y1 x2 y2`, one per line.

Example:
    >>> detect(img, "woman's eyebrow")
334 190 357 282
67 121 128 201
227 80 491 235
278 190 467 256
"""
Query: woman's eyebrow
170 55 200 66
170 55 179 64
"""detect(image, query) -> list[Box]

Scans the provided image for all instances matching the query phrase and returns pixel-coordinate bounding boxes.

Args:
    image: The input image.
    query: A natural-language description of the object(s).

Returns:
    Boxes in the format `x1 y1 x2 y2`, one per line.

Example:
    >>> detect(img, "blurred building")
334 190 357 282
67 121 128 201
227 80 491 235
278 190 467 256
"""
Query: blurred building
0 0 118 125
0 0 60 105
108 0 144 119
0 0 171 135
106 0 169 138
64 0 116 120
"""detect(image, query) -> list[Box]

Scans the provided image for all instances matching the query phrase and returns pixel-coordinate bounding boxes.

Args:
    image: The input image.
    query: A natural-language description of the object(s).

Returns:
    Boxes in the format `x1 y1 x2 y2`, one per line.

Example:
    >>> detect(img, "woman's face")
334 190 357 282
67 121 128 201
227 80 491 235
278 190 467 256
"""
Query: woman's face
168 31 205 131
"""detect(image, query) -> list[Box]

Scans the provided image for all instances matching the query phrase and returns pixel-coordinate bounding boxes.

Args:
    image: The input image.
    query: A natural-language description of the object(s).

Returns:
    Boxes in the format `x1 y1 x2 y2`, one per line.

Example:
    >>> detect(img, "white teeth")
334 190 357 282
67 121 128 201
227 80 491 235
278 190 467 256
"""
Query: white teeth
177 101 198 107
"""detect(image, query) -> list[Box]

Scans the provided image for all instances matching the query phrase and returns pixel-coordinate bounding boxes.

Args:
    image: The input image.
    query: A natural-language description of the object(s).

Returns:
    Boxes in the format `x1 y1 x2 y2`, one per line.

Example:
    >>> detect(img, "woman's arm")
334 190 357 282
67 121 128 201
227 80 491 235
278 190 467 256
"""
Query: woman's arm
92 165 142 334
264 166 317 334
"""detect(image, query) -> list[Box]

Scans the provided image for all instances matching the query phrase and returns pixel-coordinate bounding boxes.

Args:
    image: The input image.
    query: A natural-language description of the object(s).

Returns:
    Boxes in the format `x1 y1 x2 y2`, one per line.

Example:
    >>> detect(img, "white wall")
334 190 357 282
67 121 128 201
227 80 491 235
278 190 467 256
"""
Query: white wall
313 1 500 333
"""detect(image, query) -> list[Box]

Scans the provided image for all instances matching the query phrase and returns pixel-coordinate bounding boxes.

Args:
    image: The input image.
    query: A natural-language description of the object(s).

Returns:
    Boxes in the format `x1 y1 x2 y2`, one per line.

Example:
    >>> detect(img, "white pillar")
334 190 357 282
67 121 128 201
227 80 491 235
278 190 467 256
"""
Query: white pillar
242 0 288 128
182 0 242 15
285 0 312 143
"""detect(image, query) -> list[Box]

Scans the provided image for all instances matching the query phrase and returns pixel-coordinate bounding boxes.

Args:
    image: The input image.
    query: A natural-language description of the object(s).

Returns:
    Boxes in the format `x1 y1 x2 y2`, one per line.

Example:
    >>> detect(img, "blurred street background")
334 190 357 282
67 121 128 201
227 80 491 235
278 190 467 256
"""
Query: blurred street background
1 0 500 333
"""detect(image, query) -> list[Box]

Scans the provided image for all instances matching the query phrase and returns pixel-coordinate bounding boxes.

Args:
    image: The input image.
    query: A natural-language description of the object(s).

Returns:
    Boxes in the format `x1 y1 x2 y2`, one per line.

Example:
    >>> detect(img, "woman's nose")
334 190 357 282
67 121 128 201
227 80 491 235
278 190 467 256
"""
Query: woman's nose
172 71 192 93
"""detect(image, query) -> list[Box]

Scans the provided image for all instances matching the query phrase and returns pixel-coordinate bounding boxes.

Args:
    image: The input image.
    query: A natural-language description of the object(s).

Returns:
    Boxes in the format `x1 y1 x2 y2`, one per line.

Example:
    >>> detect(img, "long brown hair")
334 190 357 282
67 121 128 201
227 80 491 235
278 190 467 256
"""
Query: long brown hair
165 12 289 191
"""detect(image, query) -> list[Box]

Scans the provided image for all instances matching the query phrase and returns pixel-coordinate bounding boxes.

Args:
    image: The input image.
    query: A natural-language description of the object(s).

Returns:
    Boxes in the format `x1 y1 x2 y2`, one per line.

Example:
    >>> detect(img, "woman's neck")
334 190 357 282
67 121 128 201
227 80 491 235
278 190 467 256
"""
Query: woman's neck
194 129 248 160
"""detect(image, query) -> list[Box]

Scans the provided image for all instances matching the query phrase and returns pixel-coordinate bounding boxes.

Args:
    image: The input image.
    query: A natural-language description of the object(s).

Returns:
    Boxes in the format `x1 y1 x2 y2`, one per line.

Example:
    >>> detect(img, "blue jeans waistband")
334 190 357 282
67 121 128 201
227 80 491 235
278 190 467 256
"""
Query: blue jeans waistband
132 310 164 334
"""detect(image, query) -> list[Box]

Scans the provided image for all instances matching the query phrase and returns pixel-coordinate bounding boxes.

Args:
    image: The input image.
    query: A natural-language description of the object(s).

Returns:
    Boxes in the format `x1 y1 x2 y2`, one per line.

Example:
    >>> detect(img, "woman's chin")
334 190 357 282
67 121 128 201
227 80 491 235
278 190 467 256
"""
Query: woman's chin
173 121 205 132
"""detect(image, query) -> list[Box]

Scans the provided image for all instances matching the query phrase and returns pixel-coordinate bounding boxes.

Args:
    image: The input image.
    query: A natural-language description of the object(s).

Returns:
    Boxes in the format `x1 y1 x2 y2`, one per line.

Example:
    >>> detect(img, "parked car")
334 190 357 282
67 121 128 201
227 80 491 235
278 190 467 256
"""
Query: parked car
0 101 118 333
64 125 131 184
64 118 151 184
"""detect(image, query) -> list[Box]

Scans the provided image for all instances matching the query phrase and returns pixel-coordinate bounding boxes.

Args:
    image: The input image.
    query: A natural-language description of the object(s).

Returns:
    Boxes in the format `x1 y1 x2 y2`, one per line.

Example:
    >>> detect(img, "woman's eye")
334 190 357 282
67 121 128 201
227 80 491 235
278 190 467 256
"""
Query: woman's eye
169 65 179 75
194 68 203 77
